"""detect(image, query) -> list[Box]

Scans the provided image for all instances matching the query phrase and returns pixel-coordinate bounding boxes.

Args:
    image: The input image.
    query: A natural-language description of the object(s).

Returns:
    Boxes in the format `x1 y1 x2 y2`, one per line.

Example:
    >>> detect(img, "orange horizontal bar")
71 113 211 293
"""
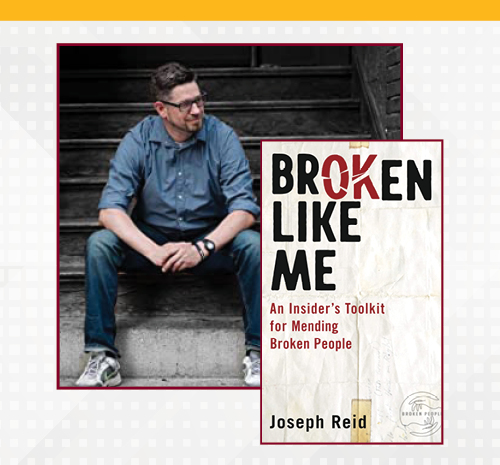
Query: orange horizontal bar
1 0 497 20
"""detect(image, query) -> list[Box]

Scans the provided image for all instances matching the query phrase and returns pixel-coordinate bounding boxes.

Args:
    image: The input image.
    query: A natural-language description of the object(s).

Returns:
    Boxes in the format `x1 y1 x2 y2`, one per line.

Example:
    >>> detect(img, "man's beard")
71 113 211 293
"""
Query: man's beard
184 116 203 133
163 113 204 140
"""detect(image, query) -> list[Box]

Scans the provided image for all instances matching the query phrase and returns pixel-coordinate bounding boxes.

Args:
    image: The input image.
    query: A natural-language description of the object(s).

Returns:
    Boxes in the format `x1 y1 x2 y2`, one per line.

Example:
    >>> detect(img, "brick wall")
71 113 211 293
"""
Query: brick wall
354 46 401 139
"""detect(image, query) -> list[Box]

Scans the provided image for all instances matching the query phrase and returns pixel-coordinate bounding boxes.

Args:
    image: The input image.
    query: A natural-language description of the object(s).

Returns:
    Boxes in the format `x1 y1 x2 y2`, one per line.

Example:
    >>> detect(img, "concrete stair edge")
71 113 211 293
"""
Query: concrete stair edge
59 174 259 188
59 218 261 231
59 133 372 146
60 314 246 379
58 377 249 388
58 259 241 280
61 65 353 79
60 99 361 112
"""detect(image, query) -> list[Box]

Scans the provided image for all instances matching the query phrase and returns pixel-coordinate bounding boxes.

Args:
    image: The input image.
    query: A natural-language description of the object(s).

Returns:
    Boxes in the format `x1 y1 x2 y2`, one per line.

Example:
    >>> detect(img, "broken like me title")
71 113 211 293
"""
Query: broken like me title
270 151 432 291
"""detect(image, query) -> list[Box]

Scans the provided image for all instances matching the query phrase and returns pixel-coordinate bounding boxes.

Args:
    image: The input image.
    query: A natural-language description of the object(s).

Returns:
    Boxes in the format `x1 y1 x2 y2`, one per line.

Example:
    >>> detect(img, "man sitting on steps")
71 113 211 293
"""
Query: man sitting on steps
76 62 261 387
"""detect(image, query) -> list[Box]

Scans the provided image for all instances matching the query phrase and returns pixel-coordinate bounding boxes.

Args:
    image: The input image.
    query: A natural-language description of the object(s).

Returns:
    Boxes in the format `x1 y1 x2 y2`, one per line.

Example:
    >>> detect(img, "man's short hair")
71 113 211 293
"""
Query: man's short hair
150 62 197 101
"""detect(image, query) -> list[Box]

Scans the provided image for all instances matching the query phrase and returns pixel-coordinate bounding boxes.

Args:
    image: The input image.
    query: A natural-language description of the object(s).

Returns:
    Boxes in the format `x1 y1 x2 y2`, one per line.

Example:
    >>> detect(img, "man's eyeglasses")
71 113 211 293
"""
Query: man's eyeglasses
160 92 207 114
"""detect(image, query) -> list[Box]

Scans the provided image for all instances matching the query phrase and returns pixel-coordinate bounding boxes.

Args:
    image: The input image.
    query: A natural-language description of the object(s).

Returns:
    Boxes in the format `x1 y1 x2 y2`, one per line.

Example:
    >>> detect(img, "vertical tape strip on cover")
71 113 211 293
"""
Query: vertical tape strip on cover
351 399 372 443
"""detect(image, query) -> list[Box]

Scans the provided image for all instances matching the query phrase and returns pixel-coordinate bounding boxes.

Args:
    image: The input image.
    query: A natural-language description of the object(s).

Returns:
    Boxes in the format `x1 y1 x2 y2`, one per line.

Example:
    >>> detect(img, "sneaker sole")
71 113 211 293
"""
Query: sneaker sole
76 372 122 388
103 372 122 387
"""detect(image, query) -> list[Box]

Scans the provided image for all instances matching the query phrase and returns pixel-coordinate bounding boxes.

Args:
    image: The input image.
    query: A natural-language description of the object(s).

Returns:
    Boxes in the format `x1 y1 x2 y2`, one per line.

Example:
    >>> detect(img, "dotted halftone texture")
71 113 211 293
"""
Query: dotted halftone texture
0 20 497 463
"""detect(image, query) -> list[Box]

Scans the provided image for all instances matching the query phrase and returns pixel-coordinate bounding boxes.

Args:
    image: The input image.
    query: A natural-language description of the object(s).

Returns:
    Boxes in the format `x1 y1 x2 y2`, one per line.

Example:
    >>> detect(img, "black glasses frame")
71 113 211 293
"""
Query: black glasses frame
160 92 207 113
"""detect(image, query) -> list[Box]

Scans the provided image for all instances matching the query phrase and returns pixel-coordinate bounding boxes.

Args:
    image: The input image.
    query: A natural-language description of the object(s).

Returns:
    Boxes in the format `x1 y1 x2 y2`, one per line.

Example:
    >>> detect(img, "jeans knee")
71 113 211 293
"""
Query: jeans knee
86 229 121 260
232 230 260 261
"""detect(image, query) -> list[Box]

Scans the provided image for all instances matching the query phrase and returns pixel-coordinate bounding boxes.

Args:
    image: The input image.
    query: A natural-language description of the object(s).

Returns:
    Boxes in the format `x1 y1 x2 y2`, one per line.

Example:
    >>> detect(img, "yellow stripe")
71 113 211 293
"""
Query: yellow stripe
1 1 498 20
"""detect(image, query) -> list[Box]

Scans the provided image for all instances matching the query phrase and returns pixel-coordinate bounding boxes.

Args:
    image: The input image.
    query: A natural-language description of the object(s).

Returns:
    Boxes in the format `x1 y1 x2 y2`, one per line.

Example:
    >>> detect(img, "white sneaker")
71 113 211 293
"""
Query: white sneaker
76 352 121 387
243 351 260 387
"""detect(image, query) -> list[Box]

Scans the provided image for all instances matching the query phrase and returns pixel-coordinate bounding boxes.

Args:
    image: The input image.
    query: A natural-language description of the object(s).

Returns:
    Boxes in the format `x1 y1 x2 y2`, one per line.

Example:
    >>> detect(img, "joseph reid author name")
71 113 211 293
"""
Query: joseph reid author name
270 414 367 432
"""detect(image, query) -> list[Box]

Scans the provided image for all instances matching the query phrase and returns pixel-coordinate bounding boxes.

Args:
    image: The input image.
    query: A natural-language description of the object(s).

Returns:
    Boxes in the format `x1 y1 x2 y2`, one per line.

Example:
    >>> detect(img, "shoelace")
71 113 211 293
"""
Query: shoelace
251 359 260 375
86 354 104 378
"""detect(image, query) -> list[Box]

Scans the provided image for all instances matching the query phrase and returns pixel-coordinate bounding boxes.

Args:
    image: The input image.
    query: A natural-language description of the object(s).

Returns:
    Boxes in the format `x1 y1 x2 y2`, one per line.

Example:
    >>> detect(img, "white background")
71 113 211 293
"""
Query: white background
0 21 497 463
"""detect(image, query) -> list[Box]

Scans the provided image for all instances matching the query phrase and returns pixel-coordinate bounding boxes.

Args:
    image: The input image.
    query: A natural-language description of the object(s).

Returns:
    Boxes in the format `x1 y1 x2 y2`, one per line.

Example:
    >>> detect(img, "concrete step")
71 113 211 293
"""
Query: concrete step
60 220 97 261
60 66 353 103
59 100 362 139
59 260 249 381
60 45 255 70
59 218 260 260
60 137 261 178
60 314 245 379
59 134 370 178
59 259 243 317
60 45 351 70
59 175 260 220
59 377 247 387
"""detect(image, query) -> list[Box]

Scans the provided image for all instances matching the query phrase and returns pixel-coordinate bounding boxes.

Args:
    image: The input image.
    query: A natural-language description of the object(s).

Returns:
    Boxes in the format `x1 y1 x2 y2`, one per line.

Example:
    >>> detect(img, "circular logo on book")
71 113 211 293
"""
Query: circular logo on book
399 391 442 437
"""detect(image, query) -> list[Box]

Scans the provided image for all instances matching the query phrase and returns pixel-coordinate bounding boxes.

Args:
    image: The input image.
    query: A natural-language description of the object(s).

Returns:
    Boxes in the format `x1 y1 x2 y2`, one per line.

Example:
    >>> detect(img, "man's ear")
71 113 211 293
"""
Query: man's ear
153 101 167 117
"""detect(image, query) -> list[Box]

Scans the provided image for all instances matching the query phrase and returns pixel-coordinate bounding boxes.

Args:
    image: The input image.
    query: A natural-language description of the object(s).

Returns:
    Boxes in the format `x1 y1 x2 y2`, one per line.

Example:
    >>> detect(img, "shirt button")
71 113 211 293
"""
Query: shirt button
178 195 183 199
179 217 183 222
178 172 182 176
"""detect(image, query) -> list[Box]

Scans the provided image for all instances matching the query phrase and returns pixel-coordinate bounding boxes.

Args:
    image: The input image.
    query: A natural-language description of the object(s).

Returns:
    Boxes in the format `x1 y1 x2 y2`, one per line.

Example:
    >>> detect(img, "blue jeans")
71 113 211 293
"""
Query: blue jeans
84 221 261 357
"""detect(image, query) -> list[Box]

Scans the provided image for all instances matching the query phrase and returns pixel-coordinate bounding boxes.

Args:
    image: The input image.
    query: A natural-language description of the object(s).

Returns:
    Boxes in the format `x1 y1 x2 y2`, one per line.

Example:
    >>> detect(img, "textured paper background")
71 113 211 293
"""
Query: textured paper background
262 141 442 443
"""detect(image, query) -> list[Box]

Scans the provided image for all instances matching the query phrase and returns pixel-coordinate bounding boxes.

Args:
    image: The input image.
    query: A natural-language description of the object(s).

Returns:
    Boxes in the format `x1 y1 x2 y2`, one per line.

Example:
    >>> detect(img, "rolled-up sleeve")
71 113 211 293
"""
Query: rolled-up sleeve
98 131 144 213
219 129 260 218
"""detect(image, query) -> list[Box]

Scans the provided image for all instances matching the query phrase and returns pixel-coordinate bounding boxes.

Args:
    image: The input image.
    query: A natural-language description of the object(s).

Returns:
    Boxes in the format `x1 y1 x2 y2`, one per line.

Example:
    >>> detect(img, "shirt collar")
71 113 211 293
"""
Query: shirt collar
150 115 207 146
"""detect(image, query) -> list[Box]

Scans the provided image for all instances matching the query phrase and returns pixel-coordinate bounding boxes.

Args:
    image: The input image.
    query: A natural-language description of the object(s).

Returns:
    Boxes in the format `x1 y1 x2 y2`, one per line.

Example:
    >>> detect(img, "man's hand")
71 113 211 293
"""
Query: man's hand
160 242 202 273
147 245 175 268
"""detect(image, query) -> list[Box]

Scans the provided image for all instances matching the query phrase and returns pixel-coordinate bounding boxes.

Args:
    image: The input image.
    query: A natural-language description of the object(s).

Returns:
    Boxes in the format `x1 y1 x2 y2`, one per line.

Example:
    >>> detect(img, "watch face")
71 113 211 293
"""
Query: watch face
204 239 215 252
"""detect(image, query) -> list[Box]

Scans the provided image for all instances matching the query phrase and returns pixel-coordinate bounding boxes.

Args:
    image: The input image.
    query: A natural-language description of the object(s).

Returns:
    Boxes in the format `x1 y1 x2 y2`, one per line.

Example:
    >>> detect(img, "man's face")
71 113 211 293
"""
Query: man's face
156 81 204 141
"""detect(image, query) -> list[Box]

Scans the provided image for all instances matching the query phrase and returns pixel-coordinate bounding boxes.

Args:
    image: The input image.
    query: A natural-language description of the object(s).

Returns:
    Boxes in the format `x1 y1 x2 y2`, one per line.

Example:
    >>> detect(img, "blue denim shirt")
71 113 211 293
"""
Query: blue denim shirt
98 115 260 232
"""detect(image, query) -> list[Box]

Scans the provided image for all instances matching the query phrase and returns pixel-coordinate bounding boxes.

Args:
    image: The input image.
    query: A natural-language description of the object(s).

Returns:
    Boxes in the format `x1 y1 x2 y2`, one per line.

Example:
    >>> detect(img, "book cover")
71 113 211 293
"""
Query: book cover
261 140 442 444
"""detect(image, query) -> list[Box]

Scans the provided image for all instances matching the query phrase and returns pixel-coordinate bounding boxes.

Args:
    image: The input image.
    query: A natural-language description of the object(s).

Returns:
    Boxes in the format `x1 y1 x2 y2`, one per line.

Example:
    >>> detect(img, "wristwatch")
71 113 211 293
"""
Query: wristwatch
202 238 216 257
